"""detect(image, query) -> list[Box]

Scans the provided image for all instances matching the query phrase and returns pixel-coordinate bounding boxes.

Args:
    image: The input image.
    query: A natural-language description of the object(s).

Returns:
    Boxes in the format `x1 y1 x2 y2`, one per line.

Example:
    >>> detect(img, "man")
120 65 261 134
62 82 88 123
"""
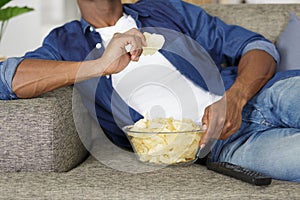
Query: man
0 0 299 182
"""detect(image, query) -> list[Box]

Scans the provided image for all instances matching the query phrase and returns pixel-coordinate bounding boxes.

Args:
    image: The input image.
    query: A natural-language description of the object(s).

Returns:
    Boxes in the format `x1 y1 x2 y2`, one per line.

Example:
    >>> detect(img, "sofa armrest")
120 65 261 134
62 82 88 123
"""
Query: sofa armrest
0 86 88 172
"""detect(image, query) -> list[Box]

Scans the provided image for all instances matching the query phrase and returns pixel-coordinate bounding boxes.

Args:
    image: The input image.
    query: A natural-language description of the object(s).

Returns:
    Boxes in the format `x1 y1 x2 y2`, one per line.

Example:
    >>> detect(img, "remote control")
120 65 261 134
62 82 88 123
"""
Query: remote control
207 162 272 186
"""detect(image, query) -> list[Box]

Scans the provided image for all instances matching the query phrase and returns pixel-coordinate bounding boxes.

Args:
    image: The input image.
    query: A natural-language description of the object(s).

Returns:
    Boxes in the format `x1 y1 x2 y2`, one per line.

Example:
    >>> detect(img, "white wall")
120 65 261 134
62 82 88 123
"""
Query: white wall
0 0 79 57
219 0 299 3
247 0 299 3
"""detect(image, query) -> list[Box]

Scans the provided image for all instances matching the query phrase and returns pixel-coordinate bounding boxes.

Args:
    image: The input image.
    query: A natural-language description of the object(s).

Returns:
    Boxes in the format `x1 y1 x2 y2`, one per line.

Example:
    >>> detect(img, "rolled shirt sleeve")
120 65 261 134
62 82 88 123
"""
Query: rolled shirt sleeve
0 57 24 100
242 40 280 64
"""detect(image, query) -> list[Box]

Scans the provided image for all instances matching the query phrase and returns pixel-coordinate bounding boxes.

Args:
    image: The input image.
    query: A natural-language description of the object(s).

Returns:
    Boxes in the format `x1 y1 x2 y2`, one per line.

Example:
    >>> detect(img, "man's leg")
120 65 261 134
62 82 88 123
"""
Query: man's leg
220 128 300 182
218 77 300 182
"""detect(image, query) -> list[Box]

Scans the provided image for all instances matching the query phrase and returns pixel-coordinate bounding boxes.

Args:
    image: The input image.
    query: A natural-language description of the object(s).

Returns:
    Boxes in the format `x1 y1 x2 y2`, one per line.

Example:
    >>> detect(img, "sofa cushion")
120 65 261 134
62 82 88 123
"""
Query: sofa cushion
1 155 299 199
276 13 300 71
0 87 88 172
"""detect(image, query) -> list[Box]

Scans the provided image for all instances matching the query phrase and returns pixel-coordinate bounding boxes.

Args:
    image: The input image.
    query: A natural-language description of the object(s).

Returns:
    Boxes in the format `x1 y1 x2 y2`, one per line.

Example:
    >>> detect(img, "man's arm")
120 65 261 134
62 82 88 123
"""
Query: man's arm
200 49 276 147
12 59 89 98
167 1 277 147
11 29 146 99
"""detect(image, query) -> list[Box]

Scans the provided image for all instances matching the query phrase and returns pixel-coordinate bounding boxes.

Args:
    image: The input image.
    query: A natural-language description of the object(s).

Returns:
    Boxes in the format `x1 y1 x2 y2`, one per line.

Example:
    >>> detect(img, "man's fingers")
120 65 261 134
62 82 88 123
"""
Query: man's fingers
122 36 144 61
199 133 208 149
201 108 208 130
200 123 216 148
200 105 226 148
200 109 209 148
126 28 147 46
125 28 147 61
112 29 149 62
130 47 143 61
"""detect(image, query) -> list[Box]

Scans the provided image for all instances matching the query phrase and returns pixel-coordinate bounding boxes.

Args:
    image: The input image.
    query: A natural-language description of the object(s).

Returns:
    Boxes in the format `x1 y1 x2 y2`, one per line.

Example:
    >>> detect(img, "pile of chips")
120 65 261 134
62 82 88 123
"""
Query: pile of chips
125 117 203 165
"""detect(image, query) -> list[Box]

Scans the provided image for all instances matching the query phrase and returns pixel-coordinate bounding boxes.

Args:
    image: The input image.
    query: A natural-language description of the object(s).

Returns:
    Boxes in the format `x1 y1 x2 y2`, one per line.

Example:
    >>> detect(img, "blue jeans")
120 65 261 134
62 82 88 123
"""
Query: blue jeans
216 77 300 182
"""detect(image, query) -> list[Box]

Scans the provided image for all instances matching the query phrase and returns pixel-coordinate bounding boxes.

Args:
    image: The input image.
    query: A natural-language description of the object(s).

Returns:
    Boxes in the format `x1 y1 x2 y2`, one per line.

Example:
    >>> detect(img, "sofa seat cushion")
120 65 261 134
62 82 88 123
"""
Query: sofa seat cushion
1 156 299 199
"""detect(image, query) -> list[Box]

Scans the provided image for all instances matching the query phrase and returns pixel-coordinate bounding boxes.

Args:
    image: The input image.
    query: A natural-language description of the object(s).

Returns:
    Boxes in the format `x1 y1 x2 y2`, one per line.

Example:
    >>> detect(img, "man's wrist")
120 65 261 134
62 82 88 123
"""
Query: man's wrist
226 81 250 108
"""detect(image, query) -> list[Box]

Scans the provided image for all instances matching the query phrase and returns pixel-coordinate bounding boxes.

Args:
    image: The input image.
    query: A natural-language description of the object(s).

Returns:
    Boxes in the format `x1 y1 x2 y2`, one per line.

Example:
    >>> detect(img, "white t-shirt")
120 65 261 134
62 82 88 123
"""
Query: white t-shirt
96 14 221 123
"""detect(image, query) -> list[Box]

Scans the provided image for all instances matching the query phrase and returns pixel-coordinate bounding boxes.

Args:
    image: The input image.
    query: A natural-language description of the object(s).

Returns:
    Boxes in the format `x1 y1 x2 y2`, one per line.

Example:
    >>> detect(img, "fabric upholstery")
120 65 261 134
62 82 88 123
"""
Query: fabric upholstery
0 156 299 199
0 87 88 172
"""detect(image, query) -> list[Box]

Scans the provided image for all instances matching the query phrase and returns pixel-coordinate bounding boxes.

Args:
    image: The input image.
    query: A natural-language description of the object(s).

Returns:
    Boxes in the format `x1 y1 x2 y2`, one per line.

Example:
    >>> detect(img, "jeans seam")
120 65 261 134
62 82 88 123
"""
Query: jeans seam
243 107 277 128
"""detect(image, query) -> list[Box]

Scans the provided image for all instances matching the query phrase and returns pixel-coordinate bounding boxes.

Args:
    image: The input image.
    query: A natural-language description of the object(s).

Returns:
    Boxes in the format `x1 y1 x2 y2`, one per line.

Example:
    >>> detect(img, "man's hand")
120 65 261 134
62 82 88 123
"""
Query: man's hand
101 28 147 76
200 88 245 148
199 49 276 148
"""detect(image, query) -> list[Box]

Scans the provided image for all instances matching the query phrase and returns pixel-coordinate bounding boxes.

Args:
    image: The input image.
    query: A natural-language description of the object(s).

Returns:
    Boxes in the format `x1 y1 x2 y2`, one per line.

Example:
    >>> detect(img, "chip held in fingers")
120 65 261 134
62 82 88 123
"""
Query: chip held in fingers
123 117 203 165
142 32 165 56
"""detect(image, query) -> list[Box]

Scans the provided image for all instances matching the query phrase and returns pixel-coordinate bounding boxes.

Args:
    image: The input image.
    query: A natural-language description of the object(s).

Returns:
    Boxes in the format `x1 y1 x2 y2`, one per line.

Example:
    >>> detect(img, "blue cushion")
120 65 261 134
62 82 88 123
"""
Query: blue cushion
276 13 300 71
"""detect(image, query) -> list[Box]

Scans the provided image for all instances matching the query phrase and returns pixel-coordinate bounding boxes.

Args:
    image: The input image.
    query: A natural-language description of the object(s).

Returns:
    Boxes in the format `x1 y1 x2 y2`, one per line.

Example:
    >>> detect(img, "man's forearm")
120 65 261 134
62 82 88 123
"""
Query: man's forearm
12 59 102 98
227 49 276 107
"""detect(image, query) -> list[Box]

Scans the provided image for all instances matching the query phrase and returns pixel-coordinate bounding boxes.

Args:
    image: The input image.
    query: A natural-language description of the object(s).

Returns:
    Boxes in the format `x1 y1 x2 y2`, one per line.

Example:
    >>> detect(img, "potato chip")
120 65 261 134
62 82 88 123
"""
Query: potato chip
142 32 165 56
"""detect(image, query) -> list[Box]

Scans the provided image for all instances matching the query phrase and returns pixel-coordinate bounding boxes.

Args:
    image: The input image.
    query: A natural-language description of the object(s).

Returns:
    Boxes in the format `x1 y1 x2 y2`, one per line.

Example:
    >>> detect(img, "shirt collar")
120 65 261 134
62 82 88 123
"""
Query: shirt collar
80 4 150 33
80 18 91 33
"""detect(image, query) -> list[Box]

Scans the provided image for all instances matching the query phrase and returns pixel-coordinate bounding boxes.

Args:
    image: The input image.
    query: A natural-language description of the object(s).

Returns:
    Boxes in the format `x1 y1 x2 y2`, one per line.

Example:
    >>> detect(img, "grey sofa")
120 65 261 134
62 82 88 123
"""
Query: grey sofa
0 3 299 199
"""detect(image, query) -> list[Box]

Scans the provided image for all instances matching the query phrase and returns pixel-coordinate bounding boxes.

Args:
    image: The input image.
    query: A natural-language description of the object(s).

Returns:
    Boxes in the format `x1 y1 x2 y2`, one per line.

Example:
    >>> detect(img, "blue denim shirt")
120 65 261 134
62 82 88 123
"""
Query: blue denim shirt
0 0 298 150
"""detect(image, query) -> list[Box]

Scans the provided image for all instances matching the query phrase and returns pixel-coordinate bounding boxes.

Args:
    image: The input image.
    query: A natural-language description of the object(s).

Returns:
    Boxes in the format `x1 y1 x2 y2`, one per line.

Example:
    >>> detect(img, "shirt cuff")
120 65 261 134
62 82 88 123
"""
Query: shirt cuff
0 57 24 99
242 40 280 64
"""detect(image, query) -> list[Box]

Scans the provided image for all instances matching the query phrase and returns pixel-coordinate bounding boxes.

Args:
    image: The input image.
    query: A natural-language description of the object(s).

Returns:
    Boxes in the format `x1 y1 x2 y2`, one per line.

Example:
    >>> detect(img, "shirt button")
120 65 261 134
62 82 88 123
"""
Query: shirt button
89 26 94 32
96 43 102 49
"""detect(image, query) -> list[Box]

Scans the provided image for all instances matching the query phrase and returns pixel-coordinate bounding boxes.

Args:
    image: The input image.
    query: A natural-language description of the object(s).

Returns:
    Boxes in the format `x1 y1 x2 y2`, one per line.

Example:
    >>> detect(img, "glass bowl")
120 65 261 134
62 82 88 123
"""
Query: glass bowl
123 125 203 166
